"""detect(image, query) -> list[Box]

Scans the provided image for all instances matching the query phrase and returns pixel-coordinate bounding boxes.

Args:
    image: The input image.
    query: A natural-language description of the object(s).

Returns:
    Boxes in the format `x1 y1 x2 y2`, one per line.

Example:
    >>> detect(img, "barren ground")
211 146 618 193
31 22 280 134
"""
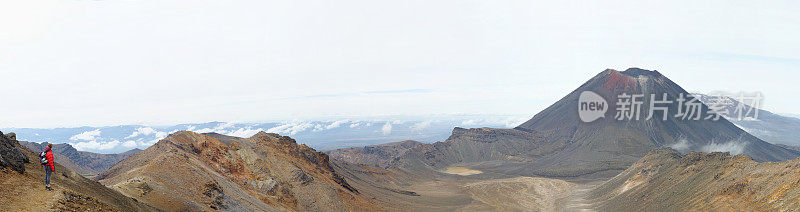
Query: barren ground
442 167 483 176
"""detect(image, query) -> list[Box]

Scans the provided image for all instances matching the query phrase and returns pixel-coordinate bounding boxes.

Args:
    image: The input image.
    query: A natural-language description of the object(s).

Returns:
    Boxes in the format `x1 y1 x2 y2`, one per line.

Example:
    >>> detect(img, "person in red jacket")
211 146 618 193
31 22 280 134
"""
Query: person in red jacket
43 143 54 191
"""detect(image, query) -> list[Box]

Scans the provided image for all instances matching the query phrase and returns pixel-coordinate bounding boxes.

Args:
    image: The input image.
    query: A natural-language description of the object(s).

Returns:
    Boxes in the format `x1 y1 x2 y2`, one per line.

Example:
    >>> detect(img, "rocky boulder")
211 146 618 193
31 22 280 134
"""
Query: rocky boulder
0 131 30 173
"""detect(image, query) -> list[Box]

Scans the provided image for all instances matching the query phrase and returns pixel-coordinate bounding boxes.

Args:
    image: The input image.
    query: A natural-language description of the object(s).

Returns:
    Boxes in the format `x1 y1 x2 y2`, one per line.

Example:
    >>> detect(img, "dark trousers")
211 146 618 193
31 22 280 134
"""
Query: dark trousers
45 166 52 185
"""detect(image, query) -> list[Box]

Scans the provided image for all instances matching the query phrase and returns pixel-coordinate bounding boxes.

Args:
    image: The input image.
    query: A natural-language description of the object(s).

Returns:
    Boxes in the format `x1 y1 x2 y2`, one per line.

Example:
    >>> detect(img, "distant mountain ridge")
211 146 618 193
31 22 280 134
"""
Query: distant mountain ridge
19 140 140 176
3 118 520 154
327 140 423 168
692 93 800 145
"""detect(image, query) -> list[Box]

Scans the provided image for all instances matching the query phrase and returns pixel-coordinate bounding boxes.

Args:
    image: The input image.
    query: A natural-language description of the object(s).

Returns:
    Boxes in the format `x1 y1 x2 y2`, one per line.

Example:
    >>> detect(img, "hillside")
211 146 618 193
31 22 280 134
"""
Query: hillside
0 131 154 211
693 93 800 146
95 131 381 211
777 144 800 152
585 149 800 211
389 68 799 180
19 140 140 176
327 140 423 168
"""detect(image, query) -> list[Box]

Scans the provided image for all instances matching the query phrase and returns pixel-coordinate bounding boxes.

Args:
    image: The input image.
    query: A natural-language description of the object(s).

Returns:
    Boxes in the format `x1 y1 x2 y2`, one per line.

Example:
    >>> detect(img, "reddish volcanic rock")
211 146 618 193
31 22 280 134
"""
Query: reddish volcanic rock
95 131 380 211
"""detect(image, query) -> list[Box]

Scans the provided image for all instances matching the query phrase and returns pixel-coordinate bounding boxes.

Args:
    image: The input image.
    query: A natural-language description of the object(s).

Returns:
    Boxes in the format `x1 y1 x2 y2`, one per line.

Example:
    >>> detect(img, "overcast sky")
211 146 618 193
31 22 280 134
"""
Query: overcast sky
1 0 798 128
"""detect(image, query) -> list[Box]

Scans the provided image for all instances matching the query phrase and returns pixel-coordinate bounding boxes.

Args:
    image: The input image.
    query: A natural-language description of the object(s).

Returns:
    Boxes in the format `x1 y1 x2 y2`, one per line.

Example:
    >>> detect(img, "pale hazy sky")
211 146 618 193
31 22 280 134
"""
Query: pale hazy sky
1 0 798 128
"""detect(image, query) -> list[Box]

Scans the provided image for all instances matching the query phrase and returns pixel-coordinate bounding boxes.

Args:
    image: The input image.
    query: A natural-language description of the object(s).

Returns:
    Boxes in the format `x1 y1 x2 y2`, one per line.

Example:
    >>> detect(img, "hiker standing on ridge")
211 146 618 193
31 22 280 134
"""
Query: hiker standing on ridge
43 143 54 191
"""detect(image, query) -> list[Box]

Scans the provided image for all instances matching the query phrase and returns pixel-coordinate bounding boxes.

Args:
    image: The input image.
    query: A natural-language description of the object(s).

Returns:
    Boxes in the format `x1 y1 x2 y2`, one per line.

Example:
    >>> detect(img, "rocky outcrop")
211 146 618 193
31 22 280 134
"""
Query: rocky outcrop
0 131 29 173
327 140 423 168
96 131 380 211
5 132 16 141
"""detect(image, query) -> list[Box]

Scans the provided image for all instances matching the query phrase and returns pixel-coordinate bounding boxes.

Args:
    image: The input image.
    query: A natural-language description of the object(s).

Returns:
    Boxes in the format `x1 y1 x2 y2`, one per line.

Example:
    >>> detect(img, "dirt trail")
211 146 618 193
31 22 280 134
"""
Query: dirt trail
0 169 63 211
564 181 603 211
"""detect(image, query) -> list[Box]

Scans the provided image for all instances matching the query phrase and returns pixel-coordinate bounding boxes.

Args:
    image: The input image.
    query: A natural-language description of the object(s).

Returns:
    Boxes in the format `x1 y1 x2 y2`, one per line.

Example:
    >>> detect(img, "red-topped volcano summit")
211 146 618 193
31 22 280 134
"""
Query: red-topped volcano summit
391 68 799 180
517 68 798 162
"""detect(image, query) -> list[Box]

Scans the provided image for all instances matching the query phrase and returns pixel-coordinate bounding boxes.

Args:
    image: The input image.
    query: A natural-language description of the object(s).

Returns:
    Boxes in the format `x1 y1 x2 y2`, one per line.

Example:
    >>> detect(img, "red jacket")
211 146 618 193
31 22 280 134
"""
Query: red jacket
45 150 54 171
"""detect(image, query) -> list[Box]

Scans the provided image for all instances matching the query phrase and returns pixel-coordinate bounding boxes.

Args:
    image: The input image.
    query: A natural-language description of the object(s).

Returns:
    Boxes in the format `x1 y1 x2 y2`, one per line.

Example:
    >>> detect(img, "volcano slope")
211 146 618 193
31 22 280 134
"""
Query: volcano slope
95 131 381 211
0 131 154 211
693 92 800 146
390 68 799 181
583 148 800 211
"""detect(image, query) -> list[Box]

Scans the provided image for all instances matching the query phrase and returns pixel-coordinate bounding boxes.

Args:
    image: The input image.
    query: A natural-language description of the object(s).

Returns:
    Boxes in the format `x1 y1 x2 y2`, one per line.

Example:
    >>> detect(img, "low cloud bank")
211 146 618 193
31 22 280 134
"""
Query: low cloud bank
70 129 101 141
700 141 748 155
382 122 392 135
667 138 748 156
668 139 691 152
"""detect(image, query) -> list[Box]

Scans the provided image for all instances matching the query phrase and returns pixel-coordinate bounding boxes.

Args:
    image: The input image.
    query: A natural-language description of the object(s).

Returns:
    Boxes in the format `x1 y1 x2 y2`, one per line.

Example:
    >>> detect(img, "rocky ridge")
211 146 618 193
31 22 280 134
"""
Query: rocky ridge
327 140 423 168
585 148 800 210
95 131 379 211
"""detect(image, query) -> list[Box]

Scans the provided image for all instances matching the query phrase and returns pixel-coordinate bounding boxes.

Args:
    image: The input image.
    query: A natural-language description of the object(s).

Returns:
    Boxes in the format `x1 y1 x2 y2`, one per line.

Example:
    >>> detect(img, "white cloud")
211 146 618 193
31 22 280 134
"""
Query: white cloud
312 124 324 132
267 122 313 135
71 140 120 151
131 129 172 147
140 138 161 146
125 127 166 139
70 129 101 141
669 139 691 152
700 141 748 155
155 131 168 138
226 127 263 138
325 120 349 130
502 117 527 128
194 128 214 133
195 122 235 134
410 120 432 132
349 122 362 128
122 140 138 148
391 120 404 125
460 119 478 126
455 117 527 128
381 122 392 135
